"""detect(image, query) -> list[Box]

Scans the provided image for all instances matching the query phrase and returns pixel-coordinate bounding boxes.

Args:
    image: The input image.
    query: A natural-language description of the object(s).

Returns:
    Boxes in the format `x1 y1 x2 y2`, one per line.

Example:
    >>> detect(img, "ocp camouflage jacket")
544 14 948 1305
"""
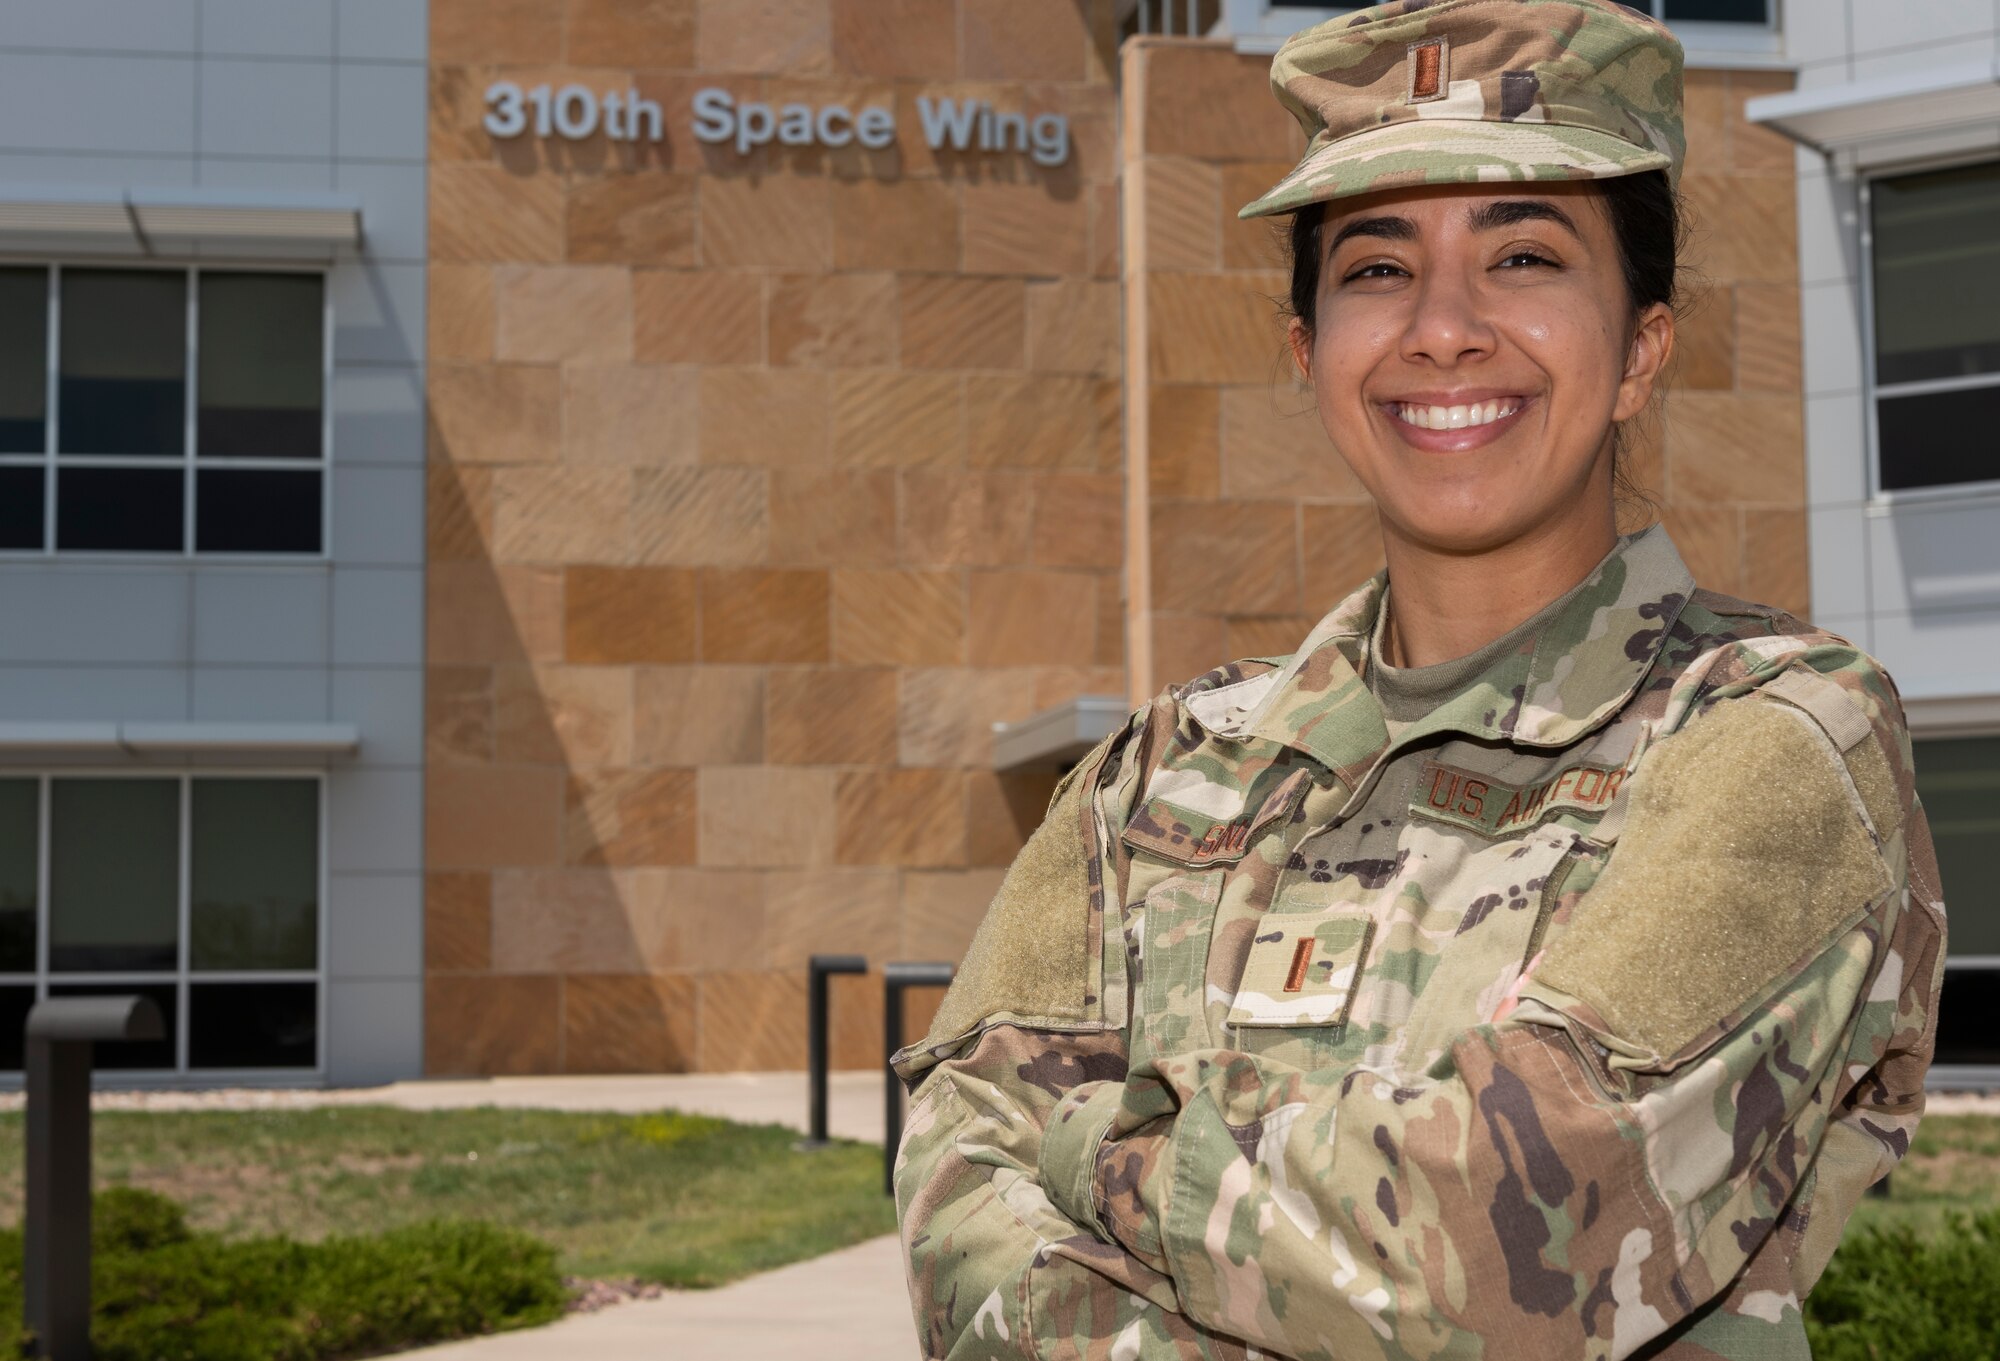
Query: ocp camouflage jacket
890 524 1946 1361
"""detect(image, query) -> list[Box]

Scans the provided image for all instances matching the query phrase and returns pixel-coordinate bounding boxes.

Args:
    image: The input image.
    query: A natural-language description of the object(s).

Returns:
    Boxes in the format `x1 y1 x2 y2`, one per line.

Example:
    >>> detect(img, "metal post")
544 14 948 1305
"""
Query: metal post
882 962 955 1195
803 954 865 1148
24 995 164 1361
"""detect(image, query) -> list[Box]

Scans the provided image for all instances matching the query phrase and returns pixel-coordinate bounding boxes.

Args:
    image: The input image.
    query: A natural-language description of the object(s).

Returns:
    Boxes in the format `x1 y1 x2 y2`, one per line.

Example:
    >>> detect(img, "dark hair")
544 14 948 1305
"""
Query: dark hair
1283 169 1685 336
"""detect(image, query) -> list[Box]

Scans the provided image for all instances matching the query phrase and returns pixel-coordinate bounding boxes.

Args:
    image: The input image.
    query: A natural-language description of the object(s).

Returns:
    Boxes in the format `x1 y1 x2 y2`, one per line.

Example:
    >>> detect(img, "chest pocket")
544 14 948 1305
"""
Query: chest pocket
1226 910 1375 1035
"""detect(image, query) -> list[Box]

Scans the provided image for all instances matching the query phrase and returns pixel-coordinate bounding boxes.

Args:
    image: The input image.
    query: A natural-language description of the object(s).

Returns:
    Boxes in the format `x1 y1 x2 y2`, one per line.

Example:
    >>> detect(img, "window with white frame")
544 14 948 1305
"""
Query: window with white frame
0 265 327 556
1912 736 1999 1068
1868 160 2000 495
0 774 322 1073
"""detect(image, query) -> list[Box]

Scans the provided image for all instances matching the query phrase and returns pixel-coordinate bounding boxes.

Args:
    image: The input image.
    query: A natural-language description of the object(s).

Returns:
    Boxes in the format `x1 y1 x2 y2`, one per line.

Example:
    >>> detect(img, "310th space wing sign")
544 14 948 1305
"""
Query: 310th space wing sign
482 82 1072 167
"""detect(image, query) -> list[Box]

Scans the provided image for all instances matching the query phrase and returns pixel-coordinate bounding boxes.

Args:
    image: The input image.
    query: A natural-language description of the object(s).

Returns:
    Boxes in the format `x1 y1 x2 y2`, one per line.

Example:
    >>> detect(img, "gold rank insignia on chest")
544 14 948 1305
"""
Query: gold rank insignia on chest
1410 758 1626 838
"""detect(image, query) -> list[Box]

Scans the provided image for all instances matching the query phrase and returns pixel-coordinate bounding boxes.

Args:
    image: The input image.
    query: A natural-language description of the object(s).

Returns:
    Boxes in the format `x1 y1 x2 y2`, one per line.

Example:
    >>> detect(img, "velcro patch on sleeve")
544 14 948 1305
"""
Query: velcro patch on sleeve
1532 699 1892 1064
1226 910 1375 1031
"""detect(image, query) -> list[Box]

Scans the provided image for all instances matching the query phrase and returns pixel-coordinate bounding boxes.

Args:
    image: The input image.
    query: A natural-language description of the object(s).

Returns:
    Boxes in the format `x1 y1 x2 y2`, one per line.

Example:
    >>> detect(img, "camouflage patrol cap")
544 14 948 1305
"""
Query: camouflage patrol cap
1239 0 1685 219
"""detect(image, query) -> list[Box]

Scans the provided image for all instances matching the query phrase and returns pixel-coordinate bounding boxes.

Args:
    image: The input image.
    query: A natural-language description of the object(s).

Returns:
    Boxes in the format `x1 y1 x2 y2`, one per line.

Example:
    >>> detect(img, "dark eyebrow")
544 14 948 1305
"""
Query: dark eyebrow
1466 198 1582 239
1324 214 1417 258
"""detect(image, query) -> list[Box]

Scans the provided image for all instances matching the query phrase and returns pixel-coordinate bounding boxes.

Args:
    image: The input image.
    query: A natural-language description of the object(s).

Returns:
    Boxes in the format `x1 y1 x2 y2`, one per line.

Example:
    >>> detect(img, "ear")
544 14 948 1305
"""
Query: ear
1613 301 1674 422
1286 316 1315 385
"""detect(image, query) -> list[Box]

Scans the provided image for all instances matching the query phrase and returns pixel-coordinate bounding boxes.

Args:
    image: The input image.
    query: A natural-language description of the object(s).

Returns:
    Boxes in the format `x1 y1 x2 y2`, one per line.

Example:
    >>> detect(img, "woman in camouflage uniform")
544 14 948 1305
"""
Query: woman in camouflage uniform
892 1 1946 1357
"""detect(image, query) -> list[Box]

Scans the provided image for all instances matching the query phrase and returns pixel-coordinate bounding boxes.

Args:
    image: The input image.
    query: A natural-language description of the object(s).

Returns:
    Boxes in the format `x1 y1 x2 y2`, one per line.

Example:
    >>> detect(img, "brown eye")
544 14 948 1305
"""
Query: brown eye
1498 251 1558 269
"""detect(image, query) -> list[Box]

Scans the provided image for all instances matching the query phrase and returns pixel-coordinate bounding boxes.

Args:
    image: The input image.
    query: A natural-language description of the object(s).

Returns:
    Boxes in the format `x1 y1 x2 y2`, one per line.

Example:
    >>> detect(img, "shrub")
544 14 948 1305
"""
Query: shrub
1805 1209 2000 1361
0 1188 566 1360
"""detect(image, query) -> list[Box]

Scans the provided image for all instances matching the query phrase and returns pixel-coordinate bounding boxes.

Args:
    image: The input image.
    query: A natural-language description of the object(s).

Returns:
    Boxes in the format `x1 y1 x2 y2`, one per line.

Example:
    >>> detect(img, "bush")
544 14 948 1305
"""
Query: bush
1806 1209 2000 1360
0 1188 567 1360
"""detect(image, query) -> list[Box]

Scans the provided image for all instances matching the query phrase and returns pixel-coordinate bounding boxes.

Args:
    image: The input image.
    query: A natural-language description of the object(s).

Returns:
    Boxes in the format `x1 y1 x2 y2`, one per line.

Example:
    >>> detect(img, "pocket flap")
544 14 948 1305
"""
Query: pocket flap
1226 910 1375 1030
1121 766 1311 868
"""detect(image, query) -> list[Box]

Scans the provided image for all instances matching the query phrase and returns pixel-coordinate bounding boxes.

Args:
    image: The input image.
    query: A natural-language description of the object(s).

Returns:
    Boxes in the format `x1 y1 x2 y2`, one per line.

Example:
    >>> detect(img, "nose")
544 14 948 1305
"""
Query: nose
1398 266 1496 368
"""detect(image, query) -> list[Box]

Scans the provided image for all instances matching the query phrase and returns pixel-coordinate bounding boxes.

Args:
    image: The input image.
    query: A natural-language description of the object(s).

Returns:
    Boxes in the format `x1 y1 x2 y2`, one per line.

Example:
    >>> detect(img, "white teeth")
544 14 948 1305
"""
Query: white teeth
1393 400 1519 430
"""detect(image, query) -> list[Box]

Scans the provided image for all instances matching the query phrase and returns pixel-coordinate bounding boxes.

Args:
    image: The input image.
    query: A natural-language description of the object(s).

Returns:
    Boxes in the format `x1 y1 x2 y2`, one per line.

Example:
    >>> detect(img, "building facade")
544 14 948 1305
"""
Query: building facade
0 0 1980 1086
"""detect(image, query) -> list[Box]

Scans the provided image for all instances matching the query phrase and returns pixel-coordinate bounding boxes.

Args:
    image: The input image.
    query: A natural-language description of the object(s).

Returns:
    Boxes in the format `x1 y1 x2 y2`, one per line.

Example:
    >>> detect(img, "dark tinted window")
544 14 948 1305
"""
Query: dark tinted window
1914 736 2000 955
198 272 322 459
192 778 318 971
57 269 185 456
0 987 34 1071
1872 162 2000 387
194 468 321 553
189 982 316 1068
0 780 37 973
1877 385 2000 492
56 466 183 551
0 466 42 550
1662 0 1769 21
50 982 177 1070
0 268 46 453
49 778 179 972
1934 967 2000 1067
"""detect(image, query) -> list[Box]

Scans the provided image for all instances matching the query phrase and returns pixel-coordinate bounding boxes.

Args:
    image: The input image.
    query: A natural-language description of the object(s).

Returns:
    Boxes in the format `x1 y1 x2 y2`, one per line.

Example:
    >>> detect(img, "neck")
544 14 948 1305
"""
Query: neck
1378 506 1619 669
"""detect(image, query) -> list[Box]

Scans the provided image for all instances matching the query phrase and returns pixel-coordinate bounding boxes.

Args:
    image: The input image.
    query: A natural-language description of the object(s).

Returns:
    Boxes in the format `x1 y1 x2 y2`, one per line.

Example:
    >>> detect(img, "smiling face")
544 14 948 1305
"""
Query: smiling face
1289 180 1674 562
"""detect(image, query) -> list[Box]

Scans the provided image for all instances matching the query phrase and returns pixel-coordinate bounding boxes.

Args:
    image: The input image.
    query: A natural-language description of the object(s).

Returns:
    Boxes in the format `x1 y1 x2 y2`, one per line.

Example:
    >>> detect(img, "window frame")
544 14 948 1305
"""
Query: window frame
0 767 327 1083
1227 0 1781 56
1860 158 2000 505
0 258 333 562
1904 727 2000 1089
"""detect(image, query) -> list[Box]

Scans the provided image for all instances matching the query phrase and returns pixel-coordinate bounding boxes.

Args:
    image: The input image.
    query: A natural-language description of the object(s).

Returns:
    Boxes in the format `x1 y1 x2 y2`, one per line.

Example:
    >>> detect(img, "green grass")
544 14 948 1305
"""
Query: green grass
1842 1114 2000 1241
0 1107 896 1289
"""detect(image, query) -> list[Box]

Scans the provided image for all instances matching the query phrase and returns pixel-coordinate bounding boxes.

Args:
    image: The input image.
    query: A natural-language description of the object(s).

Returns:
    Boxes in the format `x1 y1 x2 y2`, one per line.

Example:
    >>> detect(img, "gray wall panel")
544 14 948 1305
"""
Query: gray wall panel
0 53 197 154
192 571 331 667
336 63 426 161
331 366 426 466
199 0 335 59
0 1 197 53
331 465 426 566
324 978 423 1086
198 56 335 158
326 767 421 872
191 665 332 720
0 568 189 664
331 666 423 766
327 872 423 977
332 567 424 666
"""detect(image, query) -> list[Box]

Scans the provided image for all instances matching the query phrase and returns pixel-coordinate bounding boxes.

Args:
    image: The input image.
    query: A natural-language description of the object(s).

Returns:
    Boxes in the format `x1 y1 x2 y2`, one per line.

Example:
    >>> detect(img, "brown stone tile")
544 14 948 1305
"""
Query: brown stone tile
429 364 560 466
426 664 494 766
831 371 962 467
835 768 967 866
1026 280 1119 376
1145 157 1221 272
429 562 564 665
425 974 560 1076
568 174 697 267
831 178 960 272
898 668 1038 767
1736 283 1802 394
698 368 830 465
1148 386 1221 499
1671 285 1735 392
1088 180 1119 280
430 264 494 363
1666 393 1804 504
1149 500 1298 615
1660 504 1743 594
965 771 1060 866
633 665 765 765
898 471 1034 566
698 766 836 866
428 463 493 562
1141 43 1299 162
699 173 832 270
830 0 954 76
565 768 700 866
1031 473 1121 569
1742 508 1810 618
426 765 564 869
432 0 565 63
760 869 900 970
1149 271 1290 384
564 565 699 664
768 272 897 368
630 466 770 566
1030 663 1122 710
563 973 697 1074
696 0 831 74
1729 70 1798 177
961 181 1089 277
766 666 899 764
645 869 761 972
495 265 632 364
1617 409 1668 520
699 568 831 663
902 869 1008 963
634 270 764 365
1221 384 1361 499
900 277 1026 371
769 469 897 566
696 969 809 1071
960 0 1088 80
563 364 698 466
430 164 564 263
966 375 1102 470
1218 162 1297 270
1680 69 1731 181
1300 502 1383 611
492 465 632 563
425 870 491 971
1226 615 1316 661
568 0 695 67
968 570 1098 666
1680 174 1797 284
1149 613 1227 690
426 65 493 164
494 663 632 768
1095 573 1124 668
492 868 657 971
832 568 964 666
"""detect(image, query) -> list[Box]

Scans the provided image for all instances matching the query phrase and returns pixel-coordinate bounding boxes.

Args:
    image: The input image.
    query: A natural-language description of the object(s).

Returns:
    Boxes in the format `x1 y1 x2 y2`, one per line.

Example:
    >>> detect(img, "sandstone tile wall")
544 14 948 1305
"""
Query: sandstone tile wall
1121 41 1807 701
425 0 1123 1074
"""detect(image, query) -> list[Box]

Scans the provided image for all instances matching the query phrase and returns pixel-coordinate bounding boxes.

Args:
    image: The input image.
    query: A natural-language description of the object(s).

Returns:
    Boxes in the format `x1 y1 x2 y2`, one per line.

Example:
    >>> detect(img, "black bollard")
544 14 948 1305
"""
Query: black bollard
882 962 955 1195
803 954 866 1148
24 995 165 1360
